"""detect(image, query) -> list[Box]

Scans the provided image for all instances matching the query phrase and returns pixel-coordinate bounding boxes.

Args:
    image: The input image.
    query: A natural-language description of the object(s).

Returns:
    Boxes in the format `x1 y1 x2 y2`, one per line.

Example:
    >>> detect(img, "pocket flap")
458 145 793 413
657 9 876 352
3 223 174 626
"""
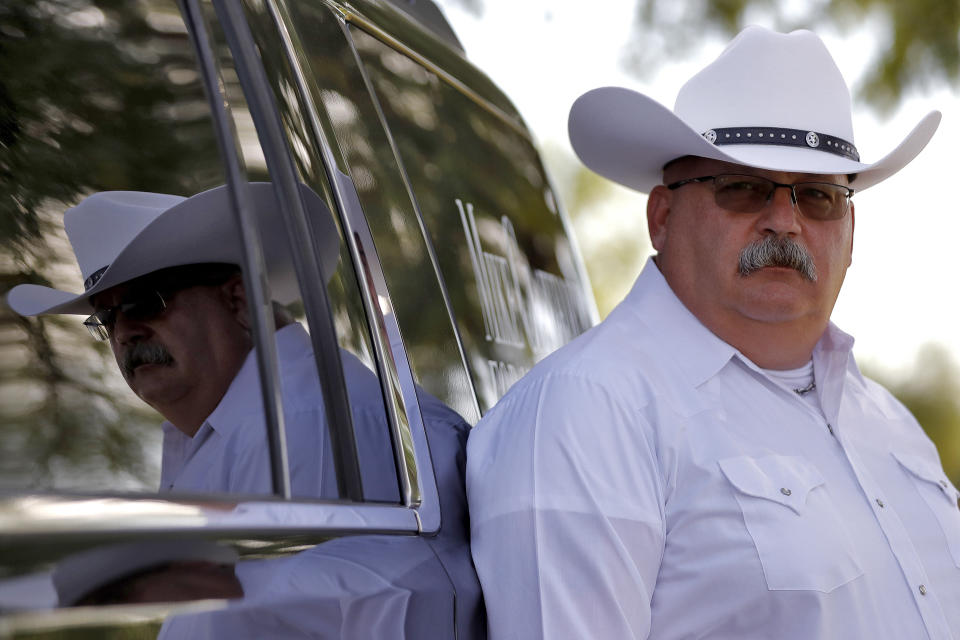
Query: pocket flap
892 451 959 506
719 455 825 515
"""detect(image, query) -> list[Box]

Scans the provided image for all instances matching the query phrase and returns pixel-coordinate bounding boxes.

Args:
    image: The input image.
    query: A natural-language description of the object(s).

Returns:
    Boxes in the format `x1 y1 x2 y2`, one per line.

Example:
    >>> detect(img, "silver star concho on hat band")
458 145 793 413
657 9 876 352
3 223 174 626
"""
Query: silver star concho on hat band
702 126 860 162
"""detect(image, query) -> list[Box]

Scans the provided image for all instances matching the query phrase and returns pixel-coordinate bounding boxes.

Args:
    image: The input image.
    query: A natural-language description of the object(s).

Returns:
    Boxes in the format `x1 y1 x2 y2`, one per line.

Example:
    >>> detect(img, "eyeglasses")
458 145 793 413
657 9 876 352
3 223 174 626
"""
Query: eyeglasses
666 174 854 221
83 290 167 341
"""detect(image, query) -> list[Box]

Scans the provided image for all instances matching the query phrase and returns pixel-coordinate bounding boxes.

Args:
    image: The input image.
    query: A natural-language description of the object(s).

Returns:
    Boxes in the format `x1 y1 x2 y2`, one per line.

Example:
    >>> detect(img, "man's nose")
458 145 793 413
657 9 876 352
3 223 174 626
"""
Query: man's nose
756 185 802 235
110 310 151 346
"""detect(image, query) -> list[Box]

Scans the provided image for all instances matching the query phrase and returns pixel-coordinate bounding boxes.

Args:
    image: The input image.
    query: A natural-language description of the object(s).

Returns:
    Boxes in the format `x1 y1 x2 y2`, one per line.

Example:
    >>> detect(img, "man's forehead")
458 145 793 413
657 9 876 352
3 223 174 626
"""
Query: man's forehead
665 156 849 184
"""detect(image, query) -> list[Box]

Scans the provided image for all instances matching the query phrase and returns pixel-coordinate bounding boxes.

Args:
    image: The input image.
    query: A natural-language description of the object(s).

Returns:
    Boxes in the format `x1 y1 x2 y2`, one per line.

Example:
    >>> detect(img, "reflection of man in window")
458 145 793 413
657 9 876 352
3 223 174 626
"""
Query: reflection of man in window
6 183 396 500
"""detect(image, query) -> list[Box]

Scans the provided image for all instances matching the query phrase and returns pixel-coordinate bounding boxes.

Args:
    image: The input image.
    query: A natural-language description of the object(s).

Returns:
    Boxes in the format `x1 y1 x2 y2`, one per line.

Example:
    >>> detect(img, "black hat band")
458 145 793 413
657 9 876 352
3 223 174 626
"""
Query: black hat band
702 127 860 162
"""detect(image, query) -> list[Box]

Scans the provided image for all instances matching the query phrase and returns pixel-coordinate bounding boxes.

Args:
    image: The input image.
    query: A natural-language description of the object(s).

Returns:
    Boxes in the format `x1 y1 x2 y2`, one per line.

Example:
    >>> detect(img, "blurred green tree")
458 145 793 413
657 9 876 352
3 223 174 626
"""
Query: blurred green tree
623 0 959 115
864 345 960 486
446 0 959 114
541 144 650 317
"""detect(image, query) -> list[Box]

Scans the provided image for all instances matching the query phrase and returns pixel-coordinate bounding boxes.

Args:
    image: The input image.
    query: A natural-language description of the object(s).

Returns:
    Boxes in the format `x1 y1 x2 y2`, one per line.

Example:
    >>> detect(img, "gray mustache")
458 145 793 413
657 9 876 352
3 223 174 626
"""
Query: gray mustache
738 235 817 282
120 342 173 378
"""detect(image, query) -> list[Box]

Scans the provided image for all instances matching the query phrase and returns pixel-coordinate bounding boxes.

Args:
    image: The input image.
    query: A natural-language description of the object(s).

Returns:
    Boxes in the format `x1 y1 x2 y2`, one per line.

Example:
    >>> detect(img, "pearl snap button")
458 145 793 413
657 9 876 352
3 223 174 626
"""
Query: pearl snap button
780 488 792 496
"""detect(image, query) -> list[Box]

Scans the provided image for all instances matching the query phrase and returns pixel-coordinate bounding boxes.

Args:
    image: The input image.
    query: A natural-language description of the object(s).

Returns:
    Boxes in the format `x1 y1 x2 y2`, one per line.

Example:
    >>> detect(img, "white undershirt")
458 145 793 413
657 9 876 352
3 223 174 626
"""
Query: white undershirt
762 360 821 413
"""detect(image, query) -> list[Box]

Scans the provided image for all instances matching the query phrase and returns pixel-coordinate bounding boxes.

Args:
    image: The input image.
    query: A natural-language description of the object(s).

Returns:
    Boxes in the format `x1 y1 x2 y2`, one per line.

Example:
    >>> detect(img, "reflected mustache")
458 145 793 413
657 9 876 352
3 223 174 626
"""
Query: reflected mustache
120 342 173 378
738 235 817 282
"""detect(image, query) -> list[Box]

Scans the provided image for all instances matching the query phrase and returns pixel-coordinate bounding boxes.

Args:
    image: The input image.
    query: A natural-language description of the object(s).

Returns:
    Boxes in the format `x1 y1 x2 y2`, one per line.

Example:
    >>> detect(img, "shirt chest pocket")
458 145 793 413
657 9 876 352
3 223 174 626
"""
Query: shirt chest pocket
893 451 960 568
719 455 863 592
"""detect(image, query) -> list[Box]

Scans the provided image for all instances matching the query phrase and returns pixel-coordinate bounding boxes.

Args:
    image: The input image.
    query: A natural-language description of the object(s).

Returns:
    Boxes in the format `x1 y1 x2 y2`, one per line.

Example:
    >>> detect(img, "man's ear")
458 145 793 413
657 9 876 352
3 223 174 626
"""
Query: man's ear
221 274 250 331
646 185 673 252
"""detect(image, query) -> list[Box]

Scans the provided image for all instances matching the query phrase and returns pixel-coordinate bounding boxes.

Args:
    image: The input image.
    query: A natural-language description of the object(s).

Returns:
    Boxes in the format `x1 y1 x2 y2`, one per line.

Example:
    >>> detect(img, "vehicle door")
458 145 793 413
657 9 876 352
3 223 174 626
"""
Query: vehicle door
0 0 480 637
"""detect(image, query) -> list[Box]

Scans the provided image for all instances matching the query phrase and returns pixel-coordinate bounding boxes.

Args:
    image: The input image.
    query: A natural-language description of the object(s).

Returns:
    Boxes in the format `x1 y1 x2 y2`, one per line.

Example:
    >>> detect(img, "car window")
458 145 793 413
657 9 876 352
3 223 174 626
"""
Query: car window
1 0 400 504
206 2 402 502
0 2 503 634
277 0 484 424
348 27 595 412
1 0 218 493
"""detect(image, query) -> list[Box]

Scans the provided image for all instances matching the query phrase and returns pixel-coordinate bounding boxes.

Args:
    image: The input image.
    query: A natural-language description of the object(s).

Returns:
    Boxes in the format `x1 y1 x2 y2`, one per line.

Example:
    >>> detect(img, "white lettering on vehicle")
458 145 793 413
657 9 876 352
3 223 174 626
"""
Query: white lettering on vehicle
457 198 589 358
486 359 527 398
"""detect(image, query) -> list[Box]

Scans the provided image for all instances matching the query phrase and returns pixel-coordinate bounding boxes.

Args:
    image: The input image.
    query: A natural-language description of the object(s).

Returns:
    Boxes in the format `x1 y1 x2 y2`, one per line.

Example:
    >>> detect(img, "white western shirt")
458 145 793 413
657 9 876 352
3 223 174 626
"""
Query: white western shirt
467 258 960 639
160 323 398 501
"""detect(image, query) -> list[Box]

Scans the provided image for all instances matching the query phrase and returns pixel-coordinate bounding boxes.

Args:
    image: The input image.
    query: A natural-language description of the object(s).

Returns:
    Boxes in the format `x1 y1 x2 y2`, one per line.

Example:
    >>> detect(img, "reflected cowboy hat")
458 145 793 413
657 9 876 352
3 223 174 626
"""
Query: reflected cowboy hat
6 182 340 316
568 26 941 194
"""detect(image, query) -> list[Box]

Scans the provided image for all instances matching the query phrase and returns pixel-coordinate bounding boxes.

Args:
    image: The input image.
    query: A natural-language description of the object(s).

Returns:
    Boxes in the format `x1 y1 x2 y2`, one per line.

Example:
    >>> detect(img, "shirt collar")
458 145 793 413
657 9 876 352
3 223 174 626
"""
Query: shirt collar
620 257 739 388
621 257 860 392
194 323 312 438
812 320 860 425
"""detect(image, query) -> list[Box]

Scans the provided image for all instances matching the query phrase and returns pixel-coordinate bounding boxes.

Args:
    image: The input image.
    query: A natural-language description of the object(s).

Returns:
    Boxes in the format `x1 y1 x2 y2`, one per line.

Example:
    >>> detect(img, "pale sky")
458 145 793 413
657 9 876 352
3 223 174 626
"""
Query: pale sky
436 0 959 376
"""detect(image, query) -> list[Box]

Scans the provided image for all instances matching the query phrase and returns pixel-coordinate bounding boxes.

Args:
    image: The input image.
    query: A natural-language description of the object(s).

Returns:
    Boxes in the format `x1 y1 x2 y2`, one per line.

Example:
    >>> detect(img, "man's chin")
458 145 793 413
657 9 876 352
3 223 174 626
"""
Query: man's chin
125 364 176 400
738 288 820 324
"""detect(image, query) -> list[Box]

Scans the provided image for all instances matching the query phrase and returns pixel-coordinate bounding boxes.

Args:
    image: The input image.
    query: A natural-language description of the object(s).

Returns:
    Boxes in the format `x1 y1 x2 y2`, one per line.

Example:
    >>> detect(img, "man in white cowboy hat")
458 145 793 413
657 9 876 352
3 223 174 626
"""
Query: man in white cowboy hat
467 26 960 639
5 183 399 500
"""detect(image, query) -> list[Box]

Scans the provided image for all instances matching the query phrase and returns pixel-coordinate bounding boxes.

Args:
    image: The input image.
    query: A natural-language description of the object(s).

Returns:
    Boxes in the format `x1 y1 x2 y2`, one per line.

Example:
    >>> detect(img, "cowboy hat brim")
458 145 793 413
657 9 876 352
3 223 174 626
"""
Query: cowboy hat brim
6 182 339 316
568 86 941 194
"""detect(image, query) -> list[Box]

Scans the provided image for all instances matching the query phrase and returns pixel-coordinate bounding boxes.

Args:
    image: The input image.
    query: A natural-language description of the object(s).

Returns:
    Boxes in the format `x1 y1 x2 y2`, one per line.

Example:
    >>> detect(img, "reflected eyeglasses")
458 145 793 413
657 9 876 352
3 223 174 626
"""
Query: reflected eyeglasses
83 290 167 341
666 174 854 221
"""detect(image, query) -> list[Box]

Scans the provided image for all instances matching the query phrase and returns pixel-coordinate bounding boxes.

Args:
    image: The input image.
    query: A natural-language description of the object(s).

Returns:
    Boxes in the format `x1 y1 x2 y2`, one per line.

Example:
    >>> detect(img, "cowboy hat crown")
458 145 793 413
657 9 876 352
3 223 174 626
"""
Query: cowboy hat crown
568 25 941 194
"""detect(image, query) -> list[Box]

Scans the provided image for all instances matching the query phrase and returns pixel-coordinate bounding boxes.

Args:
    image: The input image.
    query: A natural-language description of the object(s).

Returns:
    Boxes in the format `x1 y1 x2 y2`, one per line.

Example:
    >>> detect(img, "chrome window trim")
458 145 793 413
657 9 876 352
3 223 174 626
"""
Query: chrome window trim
264 0 443 528
332 168 421 510
256 0 418 508
211 0 365 501
0 495 419 538
333 169 442 532
182 0 292 498
2 601 228 637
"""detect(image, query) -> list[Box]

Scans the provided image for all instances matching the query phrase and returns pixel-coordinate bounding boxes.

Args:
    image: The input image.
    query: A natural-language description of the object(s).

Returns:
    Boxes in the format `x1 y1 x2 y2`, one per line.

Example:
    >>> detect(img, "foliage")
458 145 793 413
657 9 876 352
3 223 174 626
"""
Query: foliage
541 144 650 317
864 344 960 485
444 0 959 114
624 0 960 114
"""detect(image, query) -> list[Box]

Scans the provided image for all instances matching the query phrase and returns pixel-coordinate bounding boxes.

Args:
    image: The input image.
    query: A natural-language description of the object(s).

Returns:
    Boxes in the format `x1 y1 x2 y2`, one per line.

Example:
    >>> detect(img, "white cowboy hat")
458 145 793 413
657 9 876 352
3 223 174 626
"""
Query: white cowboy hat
6 182 340 316
568 25 941 194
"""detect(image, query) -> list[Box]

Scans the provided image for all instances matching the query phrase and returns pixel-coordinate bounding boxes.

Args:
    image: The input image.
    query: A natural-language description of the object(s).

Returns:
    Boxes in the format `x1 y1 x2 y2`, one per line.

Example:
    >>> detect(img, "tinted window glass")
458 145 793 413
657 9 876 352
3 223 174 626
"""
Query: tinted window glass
210 3 400 502
0 0 400 503
350 29 594 412
280 1 482 424
0 0 220 492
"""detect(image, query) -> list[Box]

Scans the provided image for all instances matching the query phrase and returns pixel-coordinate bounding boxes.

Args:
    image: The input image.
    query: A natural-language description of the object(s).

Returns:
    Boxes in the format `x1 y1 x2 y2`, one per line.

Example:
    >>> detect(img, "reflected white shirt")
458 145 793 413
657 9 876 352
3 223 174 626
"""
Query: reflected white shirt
467 258 960 640
160 323 397 501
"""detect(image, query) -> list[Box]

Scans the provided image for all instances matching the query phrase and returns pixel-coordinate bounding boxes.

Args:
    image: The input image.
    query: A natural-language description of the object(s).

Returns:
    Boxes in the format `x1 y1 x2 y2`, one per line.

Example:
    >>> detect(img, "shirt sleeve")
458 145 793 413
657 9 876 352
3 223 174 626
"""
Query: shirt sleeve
467 372 666 639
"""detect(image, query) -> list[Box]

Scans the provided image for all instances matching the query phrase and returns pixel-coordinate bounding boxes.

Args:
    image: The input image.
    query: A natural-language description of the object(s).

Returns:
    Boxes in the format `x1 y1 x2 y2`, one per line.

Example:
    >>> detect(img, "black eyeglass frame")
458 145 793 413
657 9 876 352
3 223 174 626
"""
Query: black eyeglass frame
666 173 855 221
83 290 169 341
81 263 241 341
